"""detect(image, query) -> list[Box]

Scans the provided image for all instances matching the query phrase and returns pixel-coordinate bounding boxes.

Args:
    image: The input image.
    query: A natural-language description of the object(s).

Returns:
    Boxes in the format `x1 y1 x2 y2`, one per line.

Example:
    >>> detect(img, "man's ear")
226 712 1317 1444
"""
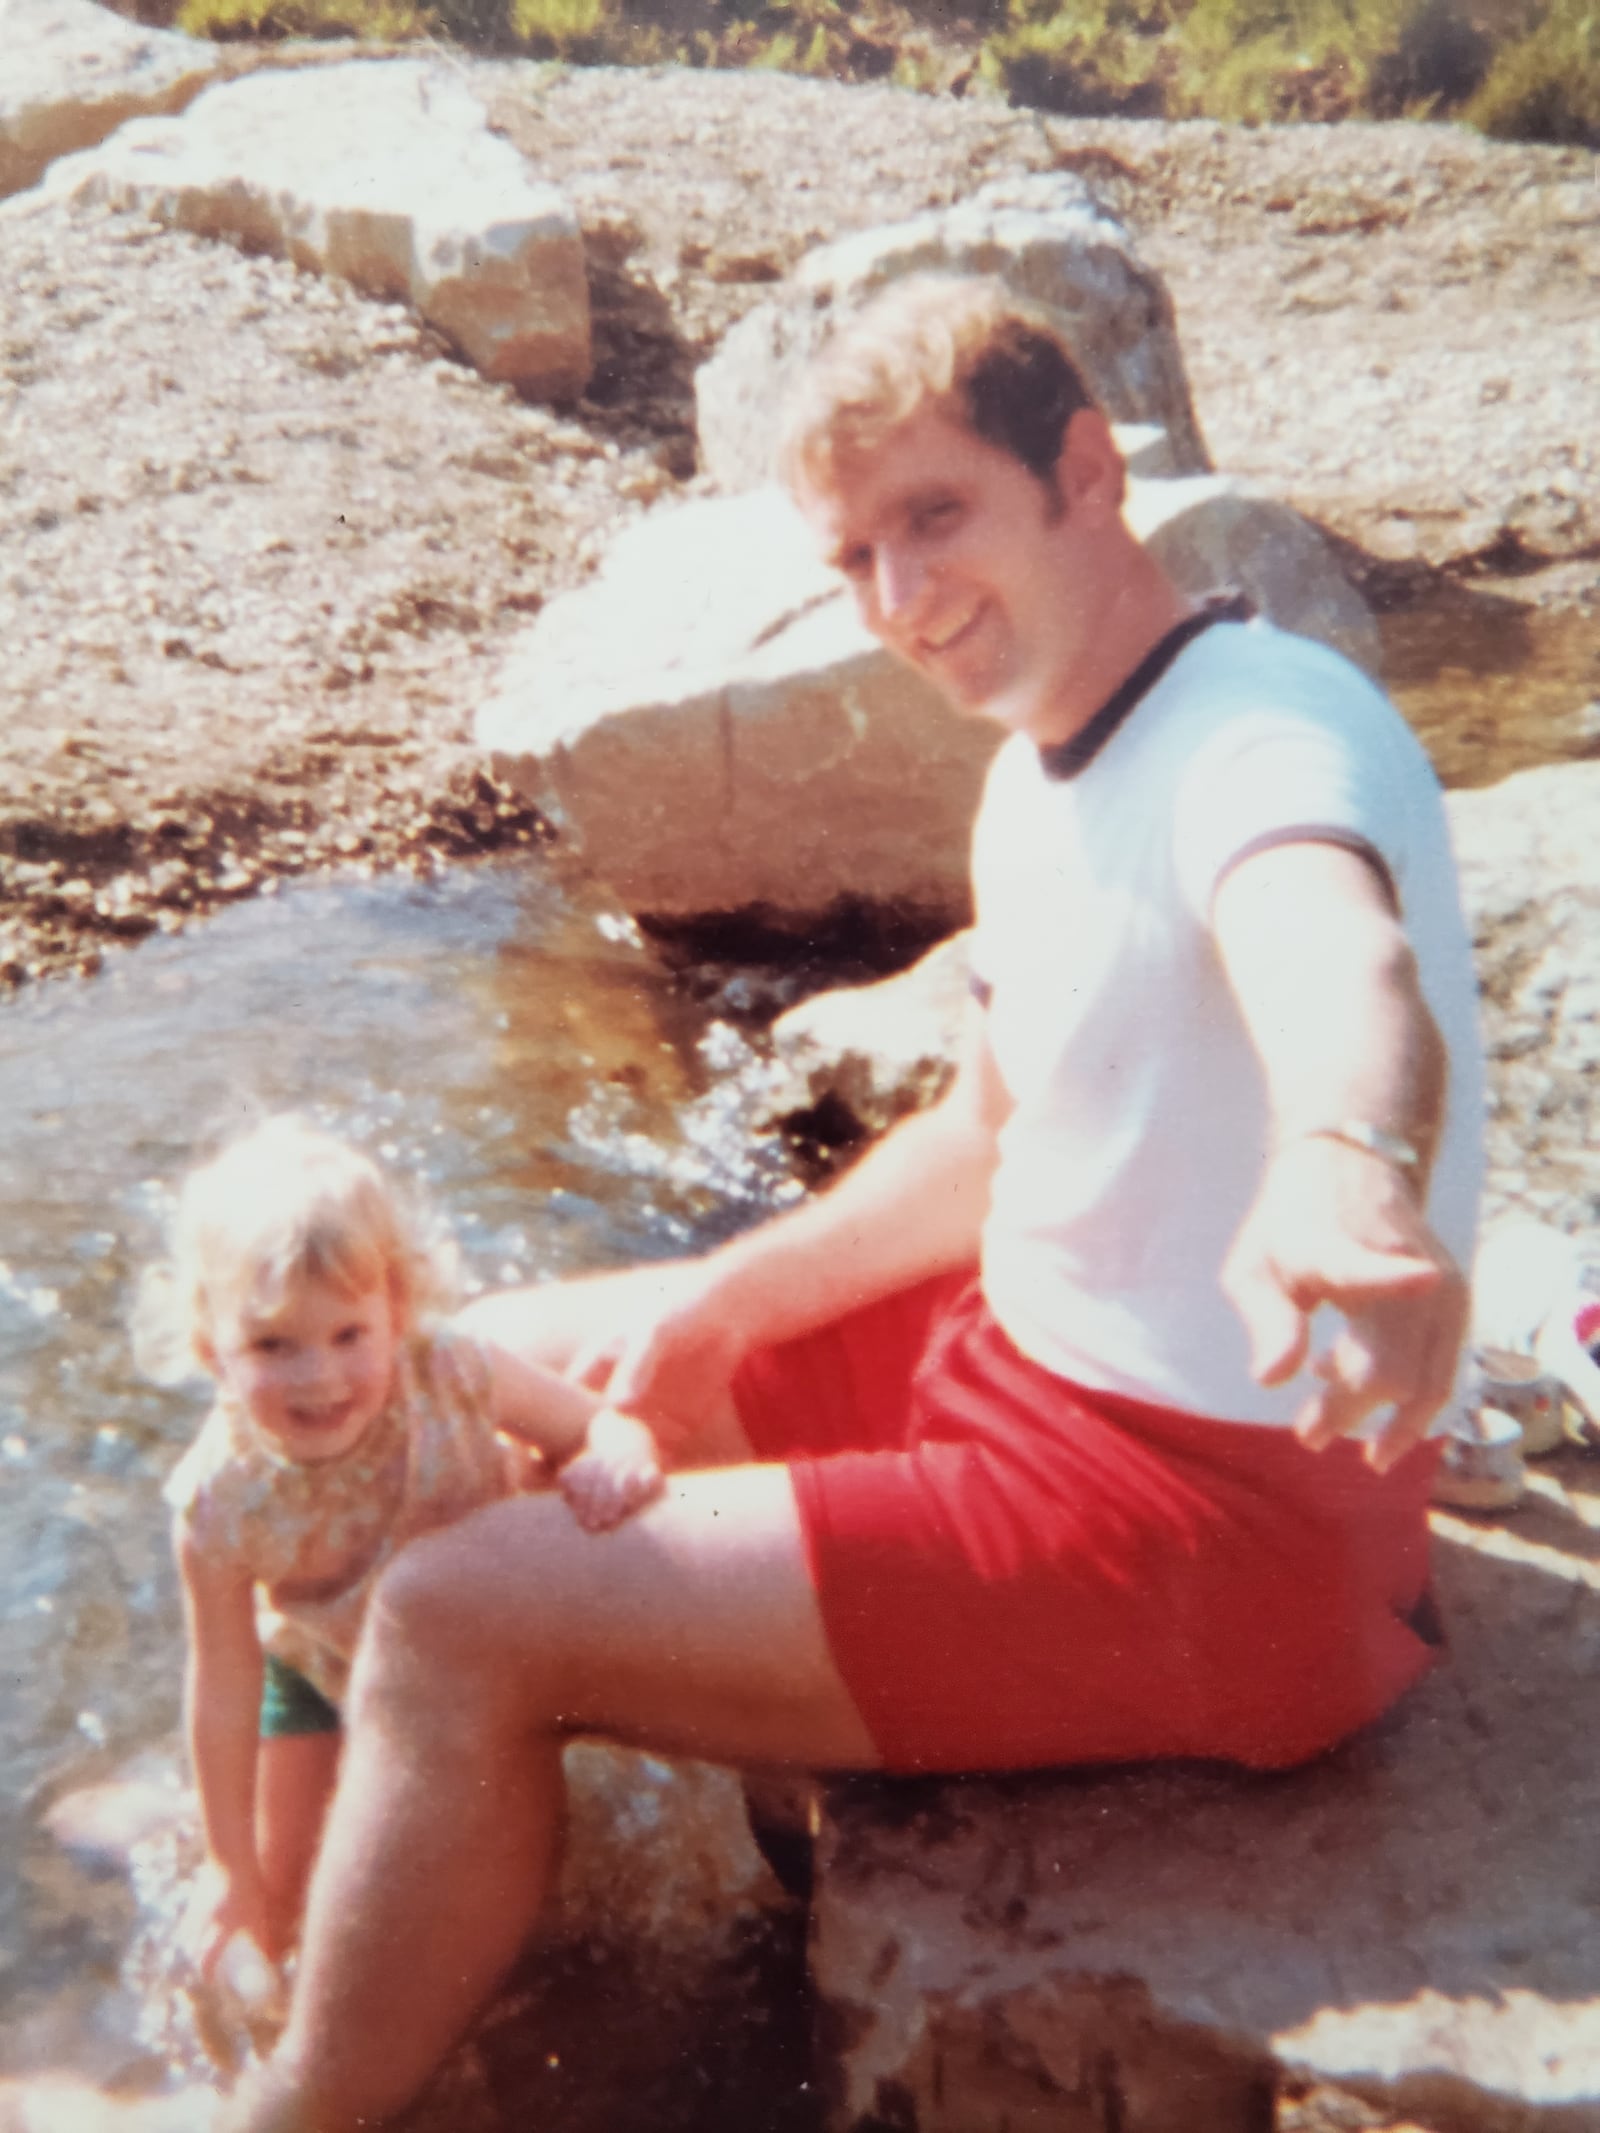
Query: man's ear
1052 408 1126 517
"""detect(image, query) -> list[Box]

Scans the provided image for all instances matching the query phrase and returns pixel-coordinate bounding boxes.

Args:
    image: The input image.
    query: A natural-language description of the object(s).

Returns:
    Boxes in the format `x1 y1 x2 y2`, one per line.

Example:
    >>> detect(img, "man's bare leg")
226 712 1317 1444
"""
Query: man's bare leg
232 1465 877 2133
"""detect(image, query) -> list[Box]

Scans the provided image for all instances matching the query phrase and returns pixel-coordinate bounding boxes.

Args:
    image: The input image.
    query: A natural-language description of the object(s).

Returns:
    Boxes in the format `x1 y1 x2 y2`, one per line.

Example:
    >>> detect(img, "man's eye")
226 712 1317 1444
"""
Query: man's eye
838 546 873 582
915 499 961 535
252 1337 286 1356
335 1325 368 1348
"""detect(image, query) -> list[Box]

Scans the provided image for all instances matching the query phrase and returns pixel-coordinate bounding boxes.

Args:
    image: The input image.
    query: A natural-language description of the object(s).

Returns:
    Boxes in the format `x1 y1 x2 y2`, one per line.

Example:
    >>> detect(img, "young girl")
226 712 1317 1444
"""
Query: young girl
137 1115 664 1983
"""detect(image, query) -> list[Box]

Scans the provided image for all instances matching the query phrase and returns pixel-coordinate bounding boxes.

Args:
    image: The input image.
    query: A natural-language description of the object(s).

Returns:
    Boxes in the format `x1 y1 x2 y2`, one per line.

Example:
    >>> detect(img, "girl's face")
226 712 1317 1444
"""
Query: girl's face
205 1273 400 1465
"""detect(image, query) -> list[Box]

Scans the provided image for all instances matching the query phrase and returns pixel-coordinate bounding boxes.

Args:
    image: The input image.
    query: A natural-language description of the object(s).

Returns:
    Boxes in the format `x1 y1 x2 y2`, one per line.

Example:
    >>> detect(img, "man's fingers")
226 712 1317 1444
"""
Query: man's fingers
1363 1396 1441 1473
1285 1241 1446 1311
1224 1262 1311 1386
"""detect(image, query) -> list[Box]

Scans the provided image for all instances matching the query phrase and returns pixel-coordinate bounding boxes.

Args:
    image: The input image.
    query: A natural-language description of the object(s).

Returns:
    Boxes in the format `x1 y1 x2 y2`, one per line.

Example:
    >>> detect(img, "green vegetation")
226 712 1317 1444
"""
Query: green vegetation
1466 0 1600 144
172 0 1600 148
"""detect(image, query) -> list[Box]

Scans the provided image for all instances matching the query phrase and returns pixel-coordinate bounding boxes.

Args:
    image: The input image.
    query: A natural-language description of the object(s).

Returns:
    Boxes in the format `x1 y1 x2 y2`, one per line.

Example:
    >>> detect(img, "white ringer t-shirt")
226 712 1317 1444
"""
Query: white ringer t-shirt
970 609 1484 1428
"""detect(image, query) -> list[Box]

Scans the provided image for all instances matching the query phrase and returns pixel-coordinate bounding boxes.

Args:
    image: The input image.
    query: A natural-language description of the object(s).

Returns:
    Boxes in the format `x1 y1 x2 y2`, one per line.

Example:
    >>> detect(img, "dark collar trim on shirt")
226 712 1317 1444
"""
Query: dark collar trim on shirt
1037 590 1257 783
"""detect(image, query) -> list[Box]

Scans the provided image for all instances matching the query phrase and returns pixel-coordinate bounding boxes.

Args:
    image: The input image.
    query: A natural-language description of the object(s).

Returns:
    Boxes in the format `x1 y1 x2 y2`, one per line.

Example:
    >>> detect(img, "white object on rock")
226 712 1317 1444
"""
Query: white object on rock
0 0 221 200
40 59 590 399
695 174 1209 492
480 473 1378 924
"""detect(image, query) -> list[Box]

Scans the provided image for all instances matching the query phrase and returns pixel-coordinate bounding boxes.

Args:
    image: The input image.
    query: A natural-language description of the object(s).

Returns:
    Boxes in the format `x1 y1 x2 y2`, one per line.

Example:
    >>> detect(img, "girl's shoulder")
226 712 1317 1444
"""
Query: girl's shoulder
409 1320 496 1427
162 1400 282 1566
400 1320 518 1500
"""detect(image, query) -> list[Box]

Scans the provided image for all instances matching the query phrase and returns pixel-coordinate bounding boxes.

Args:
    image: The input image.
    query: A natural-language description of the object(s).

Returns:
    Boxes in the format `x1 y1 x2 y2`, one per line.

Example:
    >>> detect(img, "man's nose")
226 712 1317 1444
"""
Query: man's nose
873 543 930 627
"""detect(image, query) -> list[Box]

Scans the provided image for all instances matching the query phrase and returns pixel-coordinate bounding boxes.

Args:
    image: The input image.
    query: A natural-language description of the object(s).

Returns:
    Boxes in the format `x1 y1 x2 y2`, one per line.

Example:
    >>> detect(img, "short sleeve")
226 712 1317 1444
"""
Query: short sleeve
1170 702 1408 925
162 1405 247 1564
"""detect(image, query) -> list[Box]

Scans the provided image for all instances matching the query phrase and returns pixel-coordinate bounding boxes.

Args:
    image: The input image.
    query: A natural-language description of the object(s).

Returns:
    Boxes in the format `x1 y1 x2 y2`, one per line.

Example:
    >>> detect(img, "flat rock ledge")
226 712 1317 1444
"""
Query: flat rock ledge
810 1519 1600 2133
31 58 591 400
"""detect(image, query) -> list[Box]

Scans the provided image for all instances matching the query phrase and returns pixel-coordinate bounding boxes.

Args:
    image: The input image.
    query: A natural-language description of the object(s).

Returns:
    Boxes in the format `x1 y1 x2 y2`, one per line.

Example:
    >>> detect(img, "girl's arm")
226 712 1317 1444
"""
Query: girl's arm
175 1522 273 1972
469 1336 663 1533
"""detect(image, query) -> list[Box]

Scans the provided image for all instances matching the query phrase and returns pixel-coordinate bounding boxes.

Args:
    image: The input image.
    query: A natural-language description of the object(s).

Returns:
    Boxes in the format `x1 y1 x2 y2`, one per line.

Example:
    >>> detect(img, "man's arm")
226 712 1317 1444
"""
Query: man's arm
1212 839 1468 1469
588 1000 1011 1430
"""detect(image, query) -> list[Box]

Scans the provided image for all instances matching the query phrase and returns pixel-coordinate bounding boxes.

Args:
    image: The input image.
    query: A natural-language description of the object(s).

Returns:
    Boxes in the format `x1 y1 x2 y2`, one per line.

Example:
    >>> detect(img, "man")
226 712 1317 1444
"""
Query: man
224 274 1480 2131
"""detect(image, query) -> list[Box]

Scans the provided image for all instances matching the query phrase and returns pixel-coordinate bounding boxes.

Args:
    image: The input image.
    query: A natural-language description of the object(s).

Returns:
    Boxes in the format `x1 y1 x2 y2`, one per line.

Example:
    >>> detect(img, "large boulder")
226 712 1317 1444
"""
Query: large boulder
40 59 590 399
0 0 220 201
695 175 1210 493
479 475 1376 926
479 483 992 930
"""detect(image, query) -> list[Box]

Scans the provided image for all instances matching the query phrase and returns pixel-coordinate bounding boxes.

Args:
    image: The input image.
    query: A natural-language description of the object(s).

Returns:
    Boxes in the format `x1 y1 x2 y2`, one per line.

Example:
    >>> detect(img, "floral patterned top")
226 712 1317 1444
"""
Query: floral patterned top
165 1326 520 1707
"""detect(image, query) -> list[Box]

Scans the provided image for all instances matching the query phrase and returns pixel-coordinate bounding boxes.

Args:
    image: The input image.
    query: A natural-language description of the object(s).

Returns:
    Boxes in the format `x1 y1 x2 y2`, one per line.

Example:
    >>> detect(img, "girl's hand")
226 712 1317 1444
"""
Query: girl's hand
182 1858 275 1981
558 1407 665 1532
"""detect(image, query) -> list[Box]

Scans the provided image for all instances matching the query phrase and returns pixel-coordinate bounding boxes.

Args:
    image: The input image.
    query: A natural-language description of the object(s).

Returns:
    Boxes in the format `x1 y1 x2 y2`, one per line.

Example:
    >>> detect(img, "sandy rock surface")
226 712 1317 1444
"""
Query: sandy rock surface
2 59 1597 985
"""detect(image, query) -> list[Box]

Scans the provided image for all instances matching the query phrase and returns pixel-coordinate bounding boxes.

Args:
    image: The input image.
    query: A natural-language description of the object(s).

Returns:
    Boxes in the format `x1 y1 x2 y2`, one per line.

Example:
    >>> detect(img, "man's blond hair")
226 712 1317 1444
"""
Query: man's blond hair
778 274 1100 498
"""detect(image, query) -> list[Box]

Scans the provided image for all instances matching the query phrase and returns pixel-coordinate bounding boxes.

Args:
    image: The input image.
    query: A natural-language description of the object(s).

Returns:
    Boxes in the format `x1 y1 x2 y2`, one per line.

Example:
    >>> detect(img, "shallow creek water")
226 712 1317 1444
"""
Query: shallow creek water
0 861 800 2089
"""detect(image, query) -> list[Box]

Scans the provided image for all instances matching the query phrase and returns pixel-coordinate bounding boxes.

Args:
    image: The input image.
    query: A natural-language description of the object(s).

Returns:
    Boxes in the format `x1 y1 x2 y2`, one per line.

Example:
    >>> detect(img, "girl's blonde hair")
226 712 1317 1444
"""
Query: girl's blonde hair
133 1116 459 1385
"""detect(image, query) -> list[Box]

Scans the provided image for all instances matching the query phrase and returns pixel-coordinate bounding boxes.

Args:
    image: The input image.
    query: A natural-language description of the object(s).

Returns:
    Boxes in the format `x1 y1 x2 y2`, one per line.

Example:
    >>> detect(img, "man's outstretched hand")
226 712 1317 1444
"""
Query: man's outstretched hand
1221 1133 1468 1471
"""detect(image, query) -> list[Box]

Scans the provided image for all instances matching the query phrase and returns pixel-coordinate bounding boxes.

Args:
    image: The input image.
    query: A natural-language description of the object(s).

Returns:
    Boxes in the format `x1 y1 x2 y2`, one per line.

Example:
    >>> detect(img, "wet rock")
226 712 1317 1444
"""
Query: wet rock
43 61 591 399
695 173 1210 493
480 471 1376 925
760 932 972 1143
0 0 219 202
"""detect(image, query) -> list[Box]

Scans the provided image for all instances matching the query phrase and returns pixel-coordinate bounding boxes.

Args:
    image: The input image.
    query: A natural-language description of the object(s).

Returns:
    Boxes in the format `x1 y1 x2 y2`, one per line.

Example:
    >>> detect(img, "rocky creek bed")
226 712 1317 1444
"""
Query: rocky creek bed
2 59 1598 989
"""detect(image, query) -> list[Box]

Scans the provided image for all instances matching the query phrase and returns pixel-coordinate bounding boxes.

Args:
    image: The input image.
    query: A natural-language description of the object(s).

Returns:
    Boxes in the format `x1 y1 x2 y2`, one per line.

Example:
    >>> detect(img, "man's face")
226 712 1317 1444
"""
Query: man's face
797 403 1113 747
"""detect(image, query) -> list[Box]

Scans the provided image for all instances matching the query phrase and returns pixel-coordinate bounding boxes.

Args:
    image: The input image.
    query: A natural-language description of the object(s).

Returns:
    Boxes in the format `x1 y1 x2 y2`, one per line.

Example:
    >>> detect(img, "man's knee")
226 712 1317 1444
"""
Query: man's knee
353 1511 542 1721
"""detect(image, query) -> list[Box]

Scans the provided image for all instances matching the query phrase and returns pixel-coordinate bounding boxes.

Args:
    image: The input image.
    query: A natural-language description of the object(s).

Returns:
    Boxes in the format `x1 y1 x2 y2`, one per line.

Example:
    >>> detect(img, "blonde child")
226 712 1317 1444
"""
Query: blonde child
137 1115 663 1982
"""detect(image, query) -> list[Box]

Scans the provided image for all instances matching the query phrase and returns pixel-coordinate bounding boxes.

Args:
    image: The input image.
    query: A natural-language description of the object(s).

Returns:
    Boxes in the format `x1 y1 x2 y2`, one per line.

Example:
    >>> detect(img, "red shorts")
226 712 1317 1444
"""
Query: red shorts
734 1272 1441 1774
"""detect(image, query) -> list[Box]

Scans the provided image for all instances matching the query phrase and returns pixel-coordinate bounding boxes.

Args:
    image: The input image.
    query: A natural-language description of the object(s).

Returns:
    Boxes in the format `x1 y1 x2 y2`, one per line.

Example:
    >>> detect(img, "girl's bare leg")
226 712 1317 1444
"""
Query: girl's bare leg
255 1734 340 1961
231 1466 876 2133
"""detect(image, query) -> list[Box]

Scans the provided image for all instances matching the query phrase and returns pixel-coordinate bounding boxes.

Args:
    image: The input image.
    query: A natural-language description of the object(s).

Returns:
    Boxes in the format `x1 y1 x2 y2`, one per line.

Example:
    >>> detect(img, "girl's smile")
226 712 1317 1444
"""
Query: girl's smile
207 1275 399 1465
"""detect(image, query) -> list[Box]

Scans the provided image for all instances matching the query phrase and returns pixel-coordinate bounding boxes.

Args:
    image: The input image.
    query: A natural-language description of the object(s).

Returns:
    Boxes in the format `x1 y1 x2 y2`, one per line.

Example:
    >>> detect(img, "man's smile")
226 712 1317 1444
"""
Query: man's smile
915 597 997 676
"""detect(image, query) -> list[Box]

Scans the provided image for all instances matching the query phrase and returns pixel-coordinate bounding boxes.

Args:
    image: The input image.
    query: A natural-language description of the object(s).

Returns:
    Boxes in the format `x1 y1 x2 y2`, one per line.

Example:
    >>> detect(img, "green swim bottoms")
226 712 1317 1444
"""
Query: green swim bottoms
260 1653 341 1739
